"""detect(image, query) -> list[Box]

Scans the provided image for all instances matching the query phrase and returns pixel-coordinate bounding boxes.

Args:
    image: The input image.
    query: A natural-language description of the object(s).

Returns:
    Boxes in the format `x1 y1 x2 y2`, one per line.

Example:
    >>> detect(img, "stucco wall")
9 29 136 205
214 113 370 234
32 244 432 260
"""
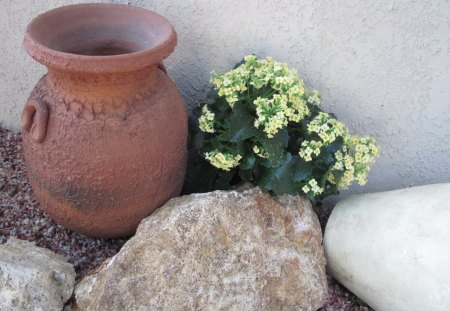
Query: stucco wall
1 0 449 195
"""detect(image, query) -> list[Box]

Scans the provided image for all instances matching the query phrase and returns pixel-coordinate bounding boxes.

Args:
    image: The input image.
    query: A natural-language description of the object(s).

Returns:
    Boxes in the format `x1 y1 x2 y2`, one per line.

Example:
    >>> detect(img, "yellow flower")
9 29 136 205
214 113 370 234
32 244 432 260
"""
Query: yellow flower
204 150 242 171
306 178 324 194
299 140 323 161
253 145 269 158
307 90 321 105
307 112 348 145
198 105 215 133
253 97 288 138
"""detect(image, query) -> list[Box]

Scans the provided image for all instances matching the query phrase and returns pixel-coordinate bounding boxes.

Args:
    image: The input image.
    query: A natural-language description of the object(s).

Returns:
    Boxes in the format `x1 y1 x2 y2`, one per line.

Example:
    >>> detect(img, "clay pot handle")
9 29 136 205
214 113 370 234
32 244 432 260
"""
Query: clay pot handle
157 62 167 74
21 98 49 143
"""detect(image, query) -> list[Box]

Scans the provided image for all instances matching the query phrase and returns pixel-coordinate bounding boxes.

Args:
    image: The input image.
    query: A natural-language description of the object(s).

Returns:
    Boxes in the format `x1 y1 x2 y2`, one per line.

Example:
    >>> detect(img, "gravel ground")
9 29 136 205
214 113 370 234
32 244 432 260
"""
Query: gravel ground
0 127 371 310
0 128 127 281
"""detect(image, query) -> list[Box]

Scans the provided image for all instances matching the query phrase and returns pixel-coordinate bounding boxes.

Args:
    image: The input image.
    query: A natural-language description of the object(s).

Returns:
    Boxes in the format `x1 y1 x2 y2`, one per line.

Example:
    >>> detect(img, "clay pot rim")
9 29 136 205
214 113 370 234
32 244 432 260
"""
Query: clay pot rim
23 3 177 73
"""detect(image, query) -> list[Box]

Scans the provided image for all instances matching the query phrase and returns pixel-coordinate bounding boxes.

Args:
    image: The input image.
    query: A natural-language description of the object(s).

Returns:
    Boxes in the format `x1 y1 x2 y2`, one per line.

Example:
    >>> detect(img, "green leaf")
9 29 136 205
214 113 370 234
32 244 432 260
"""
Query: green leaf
256 166 274 190
306 191 316 202
258 158 274 168
320 169 330 188
214 96 231 113
330 169 344 182
229 102 258 142
213 170 236 190
205 88 230 114
292 157 313 182
273 165 298 194
259 128 289 167
321 149 335 165
240 153 256 170
256 153 298 195
238 167 253 182
326 137 343 153
206 87 218 100
217 129 231 142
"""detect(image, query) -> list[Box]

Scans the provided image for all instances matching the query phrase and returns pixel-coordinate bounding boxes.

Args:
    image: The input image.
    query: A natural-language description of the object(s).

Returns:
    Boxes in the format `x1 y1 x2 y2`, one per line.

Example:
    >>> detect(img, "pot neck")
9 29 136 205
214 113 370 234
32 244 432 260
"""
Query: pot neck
46 66 160 100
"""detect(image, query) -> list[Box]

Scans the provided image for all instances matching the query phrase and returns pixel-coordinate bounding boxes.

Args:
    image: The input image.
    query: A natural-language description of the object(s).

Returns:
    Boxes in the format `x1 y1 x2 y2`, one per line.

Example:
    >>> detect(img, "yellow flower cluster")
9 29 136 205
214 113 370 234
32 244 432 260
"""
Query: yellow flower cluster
198 105 215 133
299 140 323 162
210 55 310 137
250 56 296 90
297 111 379 191
307 112 348 145
211 69 248 107
253 96 288 138
352 136 379 163
302 178 324 195
200 55 379 195
253 92 310 137
204 150 242 171
327 136 379 189
210 56 254 107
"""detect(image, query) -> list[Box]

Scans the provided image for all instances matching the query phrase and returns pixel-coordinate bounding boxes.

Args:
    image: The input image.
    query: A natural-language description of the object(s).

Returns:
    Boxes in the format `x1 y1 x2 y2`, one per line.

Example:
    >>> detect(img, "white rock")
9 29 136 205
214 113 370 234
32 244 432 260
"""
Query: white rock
0 237 75 311
74 187 327 310
324 183 450 311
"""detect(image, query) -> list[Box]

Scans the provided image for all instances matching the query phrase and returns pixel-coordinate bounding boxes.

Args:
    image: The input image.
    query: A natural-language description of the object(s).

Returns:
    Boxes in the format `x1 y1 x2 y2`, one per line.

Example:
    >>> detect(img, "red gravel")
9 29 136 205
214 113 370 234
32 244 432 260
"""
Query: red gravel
0 127 372 309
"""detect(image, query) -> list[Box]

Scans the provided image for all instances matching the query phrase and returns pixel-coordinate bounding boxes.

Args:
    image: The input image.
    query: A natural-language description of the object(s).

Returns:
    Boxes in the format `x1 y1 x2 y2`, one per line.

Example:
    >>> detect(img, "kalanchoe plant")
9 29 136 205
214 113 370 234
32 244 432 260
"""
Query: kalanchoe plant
183 55 379 201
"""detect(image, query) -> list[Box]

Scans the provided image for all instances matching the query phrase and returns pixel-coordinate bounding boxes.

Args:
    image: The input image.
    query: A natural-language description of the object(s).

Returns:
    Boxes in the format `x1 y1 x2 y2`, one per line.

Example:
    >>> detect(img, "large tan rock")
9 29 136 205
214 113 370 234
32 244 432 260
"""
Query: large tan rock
324 183 450 311
74 187 327 310
0 237 75 311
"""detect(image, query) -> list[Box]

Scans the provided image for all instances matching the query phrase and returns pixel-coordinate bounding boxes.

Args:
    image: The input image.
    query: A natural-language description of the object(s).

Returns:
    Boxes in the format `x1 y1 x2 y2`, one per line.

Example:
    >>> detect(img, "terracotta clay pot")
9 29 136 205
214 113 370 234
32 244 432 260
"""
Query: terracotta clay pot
22 4 187 238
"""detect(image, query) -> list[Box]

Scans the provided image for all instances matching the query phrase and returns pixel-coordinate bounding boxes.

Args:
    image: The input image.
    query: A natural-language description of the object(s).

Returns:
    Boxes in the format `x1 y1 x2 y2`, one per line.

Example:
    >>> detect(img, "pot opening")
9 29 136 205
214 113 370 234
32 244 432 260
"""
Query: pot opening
24 4 176 72
63 39 142 56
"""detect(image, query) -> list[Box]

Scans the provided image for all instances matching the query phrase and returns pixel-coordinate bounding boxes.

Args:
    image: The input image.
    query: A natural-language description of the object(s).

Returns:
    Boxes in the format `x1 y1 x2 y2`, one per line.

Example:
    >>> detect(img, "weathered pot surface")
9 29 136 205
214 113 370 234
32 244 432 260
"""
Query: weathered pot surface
22 4 188 238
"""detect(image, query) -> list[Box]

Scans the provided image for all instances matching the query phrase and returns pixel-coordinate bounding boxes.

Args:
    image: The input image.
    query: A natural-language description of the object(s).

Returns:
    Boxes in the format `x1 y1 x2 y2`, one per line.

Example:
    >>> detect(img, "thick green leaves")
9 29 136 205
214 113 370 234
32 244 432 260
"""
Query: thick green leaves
182 57 379 202
321 149 335 165
292 158 313 182
240 153 256 170
326 137 343 153
238 167 253 182
213 169 235 190
259 128 289 167
229 102 258 142
257 153 299 195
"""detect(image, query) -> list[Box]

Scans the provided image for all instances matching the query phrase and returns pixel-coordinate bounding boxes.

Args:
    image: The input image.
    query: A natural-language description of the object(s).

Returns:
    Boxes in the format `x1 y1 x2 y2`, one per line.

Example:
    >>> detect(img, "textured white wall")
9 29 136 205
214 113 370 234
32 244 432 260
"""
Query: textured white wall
0 0 95 130
1 0 449 194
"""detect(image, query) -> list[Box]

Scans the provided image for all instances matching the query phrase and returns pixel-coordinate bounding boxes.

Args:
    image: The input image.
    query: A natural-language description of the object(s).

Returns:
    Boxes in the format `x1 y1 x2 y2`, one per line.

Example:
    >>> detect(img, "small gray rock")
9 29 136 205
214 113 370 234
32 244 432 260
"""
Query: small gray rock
0 237 75 311
74 187 327 310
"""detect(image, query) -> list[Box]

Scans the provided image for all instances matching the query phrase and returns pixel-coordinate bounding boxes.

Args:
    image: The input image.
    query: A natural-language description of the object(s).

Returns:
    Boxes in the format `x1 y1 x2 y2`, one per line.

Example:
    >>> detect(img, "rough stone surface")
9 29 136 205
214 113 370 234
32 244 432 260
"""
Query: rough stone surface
324 183 450 311
74 187 327 310
0 237 75 311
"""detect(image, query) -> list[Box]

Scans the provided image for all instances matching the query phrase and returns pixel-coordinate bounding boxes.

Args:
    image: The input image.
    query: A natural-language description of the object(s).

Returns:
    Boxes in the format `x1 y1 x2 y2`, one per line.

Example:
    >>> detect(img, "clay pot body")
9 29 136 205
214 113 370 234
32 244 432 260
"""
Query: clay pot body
22 4 187 238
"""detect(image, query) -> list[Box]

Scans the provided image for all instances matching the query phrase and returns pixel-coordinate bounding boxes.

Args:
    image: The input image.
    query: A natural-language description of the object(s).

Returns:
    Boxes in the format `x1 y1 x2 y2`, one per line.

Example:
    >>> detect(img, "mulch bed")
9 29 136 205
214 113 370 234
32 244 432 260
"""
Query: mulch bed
0 127 371 310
